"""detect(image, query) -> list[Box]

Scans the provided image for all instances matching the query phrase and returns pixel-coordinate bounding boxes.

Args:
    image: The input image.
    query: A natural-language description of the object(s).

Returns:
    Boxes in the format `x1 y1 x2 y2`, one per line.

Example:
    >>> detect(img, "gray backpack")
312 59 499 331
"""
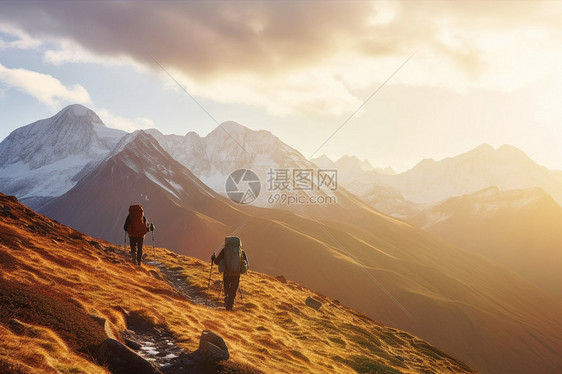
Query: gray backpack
219 236 248 275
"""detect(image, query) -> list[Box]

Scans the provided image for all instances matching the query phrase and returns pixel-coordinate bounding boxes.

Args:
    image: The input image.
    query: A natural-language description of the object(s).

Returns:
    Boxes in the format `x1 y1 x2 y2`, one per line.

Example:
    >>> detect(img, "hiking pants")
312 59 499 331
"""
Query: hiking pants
129 236 144 263
223 275 240 311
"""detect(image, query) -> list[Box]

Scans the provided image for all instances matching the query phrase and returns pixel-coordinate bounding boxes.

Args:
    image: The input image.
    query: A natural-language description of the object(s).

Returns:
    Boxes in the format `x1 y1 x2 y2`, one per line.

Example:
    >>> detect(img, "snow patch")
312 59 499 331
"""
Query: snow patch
145 172 181 199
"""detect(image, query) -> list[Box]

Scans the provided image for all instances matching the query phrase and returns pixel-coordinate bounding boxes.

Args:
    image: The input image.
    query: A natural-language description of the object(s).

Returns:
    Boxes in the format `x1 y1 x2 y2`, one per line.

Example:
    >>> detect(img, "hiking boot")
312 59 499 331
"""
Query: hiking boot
131 252 137 265
225 298 234 311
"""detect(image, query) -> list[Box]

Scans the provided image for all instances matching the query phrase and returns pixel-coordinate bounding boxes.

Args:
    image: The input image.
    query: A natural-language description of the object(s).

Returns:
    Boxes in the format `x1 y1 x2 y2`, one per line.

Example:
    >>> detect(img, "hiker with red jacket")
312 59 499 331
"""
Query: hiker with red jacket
123 205 150 266
211 236 249 311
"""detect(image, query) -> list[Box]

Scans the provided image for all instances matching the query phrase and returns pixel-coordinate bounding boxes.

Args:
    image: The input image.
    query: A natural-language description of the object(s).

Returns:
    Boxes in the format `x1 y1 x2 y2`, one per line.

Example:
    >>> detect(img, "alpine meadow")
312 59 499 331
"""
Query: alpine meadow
1 1 562 374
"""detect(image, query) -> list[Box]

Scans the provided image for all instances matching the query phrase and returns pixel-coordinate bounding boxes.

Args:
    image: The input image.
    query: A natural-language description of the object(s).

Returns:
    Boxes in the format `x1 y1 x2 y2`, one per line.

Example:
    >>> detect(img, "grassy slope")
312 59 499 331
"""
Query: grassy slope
233 207 562 374
0 193 476 374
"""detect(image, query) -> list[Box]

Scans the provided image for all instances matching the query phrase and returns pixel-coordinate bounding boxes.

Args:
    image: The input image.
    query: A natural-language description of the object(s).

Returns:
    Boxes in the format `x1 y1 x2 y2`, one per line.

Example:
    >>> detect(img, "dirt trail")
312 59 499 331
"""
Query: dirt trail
144 259 222 309
107 249 225 373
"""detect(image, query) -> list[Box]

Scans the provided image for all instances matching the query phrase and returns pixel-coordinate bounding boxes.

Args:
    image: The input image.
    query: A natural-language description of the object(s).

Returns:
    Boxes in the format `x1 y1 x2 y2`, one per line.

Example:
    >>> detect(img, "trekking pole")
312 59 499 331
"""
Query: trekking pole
206 253 216 305
149 223 155 259
239 252 248 303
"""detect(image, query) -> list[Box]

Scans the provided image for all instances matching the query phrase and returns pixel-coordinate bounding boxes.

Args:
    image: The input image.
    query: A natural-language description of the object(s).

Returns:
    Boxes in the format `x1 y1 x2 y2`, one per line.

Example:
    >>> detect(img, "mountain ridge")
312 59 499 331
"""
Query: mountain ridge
327 143 562 217
378 143 562 205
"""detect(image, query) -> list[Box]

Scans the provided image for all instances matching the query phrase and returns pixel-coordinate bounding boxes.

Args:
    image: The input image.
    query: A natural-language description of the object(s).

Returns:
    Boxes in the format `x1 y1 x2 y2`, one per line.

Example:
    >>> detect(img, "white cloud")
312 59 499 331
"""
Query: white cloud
2 1 562 119
43 39 146 71
0 63 91 109
96 108 155 132
0 23 42 49
44 40 113 65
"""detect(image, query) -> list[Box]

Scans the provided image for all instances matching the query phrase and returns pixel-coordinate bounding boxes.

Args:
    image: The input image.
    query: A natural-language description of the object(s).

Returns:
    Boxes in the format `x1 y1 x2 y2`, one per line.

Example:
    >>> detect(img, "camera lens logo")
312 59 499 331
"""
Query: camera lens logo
225 169 261 204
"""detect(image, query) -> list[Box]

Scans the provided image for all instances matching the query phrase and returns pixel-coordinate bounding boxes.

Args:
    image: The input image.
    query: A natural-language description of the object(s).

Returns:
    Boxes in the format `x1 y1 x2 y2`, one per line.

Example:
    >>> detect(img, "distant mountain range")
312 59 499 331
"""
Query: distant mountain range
2 104 562 374
316 145 562 300
319 144 562 218
312 154 396 176
312 154 418 218
409 186 562 298
144 124 369 222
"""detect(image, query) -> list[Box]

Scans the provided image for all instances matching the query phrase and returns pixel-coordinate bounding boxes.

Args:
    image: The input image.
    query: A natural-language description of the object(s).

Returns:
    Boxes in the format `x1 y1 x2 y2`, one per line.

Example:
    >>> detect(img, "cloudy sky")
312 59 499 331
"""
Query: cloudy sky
1 0 561 171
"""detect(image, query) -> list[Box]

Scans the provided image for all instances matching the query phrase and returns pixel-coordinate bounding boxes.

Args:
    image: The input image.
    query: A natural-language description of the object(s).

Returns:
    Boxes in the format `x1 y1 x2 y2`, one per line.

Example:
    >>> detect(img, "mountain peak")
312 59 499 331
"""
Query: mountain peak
335 155 374 172
108 129 162 158
393 142 561 204
0 105 123 169
0 106 125 199
464 143 534 164
473 143 494 153
207 121 277 143
496 144 532 159
219 120 247 131
60 103 92 117
207 121 250 138
464 143 538 168
311 154 335 168
54 104 105 127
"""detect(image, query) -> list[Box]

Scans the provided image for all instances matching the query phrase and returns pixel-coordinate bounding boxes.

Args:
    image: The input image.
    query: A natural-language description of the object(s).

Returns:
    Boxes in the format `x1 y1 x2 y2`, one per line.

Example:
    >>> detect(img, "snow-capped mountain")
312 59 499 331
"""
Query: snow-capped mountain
380 144 562 205
39 130 243 251
146 122 351 211
323 144 562 217
311 154 415 217
0 106 390 227
311 154 396 189
313 154 375 195
0 104 125 207
146 122 312 193
146 123 392 227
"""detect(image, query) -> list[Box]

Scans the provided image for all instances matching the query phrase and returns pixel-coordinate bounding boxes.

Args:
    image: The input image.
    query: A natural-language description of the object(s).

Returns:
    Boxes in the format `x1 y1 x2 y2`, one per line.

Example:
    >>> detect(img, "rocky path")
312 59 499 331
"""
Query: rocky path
105 248 227 373
120 312 184 372
144 260 222 309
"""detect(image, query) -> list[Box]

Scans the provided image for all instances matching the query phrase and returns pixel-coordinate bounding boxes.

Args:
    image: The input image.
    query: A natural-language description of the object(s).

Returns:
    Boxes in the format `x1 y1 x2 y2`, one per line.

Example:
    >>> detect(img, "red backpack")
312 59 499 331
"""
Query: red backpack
128 205 148 237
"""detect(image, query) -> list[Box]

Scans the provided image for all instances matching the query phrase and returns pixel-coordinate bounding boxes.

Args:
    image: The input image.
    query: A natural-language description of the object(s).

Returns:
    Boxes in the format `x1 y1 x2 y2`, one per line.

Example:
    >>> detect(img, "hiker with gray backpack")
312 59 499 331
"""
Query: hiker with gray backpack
123 204 153 266
211 236 249 311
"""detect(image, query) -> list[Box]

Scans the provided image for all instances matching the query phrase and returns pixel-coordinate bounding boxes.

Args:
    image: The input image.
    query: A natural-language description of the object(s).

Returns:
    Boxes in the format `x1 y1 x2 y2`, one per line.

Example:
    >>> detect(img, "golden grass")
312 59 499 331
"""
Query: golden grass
0 324 108 374
0 194 476 373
